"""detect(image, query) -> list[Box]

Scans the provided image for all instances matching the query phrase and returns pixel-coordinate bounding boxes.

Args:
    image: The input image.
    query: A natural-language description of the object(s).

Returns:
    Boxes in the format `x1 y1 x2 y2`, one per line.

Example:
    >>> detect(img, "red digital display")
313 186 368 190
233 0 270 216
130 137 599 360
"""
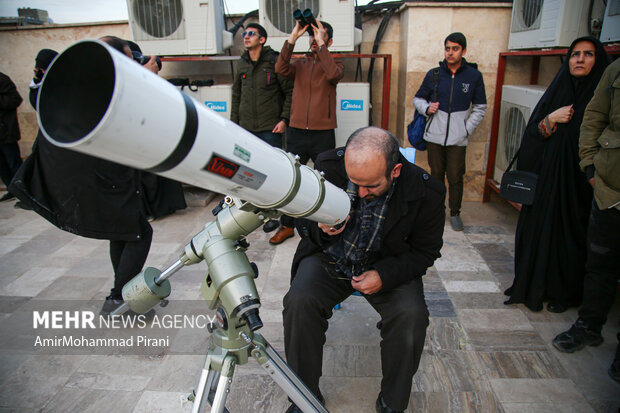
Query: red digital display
205 155 239 179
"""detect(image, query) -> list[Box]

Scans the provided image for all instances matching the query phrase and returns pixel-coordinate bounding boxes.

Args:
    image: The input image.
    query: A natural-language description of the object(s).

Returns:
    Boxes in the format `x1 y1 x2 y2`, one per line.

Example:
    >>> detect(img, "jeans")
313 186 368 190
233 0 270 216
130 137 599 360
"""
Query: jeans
426 142 466 215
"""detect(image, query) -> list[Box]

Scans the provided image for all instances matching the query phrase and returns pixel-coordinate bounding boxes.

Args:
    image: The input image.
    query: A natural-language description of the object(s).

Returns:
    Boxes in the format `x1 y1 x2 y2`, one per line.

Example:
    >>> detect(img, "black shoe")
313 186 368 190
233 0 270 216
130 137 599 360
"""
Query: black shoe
285 392 325 413
546 302 567 313
552 319 603 353
99 296 124 316
263 219 280 233
376 393 404 413
0 193 15 202
14 201 32 210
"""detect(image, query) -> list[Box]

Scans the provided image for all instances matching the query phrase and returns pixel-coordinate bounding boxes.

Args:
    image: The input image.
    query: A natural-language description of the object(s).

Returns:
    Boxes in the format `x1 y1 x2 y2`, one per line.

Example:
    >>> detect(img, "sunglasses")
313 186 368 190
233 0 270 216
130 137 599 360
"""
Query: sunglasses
241 30 259 38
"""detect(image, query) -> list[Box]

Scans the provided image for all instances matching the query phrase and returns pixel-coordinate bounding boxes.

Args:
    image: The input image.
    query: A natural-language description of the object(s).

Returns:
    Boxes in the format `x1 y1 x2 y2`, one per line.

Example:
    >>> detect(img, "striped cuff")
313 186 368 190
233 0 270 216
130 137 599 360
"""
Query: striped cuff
538 116 557 137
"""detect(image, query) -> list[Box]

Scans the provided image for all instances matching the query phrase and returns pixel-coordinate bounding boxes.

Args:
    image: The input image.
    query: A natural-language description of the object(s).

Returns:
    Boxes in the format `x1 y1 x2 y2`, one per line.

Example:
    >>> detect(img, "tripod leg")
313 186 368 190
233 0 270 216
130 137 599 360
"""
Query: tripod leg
191 355 224 413
209 356 236 413
249 333 329 413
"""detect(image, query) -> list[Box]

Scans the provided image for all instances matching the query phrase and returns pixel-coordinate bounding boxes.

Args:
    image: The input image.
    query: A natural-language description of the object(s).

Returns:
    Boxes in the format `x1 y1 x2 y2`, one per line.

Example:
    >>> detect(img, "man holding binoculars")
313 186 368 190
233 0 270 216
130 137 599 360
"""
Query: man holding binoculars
270 12 344 245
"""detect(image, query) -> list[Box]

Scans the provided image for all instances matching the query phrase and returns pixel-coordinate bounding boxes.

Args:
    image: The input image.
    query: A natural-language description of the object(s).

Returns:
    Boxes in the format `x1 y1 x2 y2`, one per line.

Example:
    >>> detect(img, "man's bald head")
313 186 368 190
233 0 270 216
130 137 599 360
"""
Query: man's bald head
344 127 403 200
345 126 400 178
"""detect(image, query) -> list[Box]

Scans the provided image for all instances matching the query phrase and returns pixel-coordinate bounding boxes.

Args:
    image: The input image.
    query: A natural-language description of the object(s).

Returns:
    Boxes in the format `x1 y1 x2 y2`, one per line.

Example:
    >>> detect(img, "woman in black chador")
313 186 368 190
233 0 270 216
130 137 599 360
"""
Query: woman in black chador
504 37 609 313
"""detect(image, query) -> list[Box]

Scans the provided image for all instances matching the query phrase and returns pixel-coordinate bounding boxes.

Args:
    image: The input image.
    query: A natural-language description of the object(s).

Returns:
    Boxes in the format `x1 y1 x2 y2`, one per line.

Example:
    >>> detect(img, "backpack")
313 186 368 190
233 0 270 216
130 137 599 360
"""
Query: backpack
407 67 440 151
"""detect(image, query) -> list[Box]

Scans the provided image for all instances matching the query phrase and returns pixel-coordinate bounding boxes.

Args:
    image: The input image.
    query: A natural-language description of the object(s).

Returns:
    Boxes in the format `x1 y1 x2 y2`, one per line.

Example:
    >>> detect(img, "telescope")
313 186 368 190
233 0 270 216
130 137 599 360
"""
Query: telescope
37 40 347 412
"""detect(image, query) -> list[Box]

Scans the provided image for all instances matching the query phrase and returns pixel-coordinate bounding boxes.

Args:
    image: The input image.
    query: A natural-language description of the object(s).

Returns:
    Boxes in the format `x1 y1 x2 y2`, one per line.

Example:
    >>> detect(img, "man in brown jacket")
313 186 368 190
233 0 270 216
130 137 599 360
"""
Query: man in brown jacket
271 18 344 244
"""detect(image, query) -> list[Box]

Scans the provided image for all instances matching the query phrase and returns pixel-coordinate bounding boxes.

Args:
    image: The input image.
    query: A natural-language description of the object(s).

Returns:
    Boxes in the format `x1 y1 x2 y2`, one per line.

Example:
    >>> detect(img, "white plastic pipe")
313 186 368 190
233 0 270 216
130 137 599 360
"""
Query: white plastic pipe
38 40 349 225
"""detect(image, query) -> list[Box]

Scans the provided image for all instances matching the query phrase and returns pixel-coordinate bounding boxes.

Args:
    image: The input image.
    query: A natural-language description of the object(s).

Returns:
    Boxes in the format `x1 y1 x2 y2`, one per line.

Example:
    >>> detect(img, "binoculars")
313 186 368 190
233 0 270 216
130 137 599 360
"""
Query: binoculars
293 8 317 28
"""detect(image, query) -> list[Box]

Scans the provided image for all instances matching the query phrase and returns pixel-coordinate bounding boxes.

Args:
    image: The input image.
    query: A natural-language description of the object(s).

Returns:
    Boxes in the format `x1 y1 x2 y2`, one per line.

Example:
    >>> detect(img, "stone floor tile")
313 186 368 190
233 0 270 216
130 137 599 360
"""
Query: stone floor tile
464 330 547 351
325 302 381 345
146 354 204 393
65 371 150 391
471 351 567 379
131 390 193 413
77 355 167 377
473 243 514 263
458 309 533 331
463 225 507 234
0 375 69 410
409 391 504 413
425 318 466 352
443 280 501 293
501 402 595 413
449 292 507 309
320 376 382 413
35 276 108 300
434 241 490 272
437 270 497 282
0 267 66 297
225 373 292 413
0 235 33 255
41 388 141 413
412 351 492 393
489 378 588 404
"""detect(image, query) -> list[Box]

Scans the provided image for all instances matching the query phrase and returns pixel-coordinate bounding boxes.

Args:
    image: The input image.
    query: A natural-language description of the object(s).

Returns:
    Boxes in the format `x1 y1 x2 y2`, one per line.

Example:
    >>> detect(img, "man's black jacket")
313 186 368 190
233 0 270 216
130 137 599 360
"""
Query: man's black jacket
292 148 446 292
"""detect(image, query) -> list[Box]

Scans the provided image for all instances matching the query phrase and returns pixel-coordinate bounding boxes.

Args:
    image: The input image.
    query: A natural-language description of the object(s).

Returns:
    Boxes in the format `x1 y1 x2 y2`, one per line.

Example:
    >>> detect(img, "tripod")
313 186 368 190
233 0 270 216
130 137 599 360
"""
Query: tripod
113 196 328 413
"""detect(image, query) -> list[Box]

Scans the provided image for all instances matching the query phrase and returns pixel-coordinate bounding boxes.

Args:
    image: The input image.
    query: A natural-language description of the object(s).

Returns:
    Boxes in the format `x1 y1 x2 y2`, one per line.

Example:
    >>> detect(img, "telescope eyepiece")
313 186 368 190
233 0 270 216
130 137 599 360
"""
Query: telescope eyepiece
244 309 263 331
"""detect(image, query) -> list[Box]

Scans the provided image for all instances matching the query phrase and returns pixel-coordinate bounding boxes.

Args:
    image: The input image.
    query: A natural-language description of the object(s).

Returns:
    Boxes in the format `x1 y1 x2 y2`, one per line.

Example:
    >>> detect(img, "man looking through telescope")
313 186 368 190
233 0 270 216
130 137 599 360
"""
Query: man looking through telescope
283 127 446 413
271 16 344 245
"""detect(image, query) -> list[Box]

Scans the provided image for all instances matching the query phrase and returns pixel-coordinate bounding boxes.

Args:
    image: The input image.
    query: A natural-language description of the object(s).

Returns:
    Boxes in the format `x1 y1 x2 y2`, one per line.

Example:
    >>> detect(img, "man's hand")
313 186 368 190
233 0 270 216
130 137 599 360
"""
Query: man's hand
317 216 349 236
144 56 159 74
548 104 574 126
288 21 308 45
426 102 439 115
272 120 286 134
589 177 595 187
311 21 326 47
351 270 382 295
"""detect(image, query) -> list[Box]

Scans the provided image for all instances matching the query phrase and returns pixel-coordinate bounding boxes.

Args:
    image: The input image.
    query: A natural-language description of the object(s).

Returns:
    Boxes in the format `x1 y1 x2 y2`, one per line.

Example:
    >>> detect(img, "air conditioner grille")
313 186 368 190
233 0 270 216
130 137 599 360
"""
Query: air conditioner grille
503 105 528 170
132 0 185 40
511 0 543 32
608 0 620 16
264 0 319 34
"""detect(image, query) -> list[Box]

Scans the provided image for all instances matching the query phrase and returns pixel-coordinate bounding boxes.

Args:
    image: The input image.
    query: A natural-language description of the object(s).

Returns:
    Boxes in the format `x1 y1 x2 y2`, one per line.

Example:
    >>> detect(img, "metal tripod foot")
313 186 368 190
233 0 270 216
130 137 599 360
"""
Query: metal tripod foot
191 333 328 413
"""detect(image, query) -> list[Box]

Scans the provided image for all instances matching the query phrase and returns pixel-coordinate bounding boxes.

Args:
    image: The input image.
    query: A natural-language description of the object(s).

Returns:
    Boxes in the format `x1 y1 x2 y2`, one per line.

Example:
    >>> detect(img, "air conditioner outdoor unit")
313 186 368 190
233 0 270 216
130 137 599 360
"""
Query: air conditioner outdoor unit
493 85 546 184
508 0 593 50
127 0 233 56
259 0 362 52
600 0 620 43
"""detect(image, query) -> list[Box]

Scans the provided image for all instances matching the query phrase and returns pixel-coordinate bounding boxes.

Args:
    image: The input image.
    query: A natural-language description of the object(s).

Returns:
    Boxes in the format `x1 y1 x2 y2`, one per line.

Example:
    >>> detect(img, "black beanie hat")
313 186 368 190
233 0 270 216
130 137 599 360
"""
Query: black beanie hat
35 49 58 70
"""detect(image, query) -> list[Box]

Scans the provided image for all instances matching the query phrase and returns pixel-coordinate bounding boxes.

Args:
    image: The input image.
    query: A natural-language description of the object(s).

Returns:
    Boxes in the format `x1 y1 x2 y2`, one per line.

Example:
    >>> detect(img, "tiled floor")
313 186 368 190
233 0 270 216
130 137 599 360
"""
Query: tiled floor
0 194 618 413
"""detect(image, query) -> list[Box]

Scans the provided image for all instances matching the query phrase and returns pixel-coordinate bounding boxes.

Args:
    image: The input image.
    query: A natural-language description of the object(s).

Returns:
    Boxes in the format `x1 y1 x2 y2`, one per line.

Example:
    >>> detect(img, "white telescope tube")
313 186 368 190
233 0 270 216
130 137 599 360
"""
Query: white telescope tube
37 40 350 225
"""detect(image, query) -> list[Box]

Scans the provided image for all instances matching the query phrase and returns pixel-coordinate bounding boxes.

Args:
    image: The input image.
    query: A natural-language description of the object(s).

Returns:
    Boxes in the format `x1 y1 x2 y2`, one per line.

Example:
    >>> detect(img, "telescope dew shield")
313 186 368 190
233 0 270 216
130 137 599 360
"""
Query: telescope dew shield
38 40 349 225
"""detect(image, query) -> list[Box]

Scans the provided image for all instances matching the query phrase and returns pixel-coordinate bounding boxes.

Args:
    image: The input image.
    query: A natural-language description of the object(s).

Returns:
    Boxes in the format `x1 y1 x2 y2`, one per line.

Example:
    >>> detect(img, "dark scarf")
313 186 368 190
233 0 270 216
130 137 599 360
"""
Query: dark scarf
325 179 396 279
517 36 609 173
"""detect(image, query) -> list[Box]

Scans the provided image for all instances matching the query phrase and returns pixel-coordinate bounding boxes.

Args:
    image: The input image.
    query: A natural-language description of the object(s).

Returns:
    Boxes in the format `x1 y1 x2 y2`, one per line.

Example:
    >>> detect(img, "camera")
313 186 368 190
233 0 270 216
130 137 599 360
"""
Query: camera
132 50 162 71
293 8 317 29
